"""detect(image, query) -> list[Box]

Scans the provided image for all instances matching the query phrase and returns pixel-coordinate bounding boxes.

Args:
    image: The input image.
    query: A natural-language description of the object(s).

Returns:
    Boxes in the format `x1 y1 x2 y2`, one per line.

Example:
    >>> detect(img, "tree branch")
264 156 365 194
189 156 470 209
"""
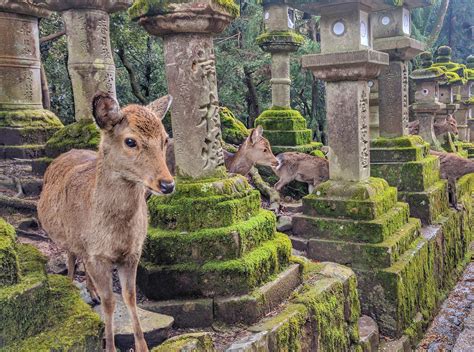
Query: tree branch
117 46 148 104
40 30 66 44
425 0 450 49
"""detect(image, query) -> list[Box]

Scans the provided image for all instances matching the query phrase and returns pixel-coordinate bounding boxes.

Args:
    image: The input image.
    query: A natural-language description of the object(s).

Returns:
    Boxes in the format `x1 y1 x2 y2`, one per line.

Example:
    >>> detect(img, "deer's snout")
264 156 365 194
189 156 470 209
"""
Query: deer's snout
160 180 175 194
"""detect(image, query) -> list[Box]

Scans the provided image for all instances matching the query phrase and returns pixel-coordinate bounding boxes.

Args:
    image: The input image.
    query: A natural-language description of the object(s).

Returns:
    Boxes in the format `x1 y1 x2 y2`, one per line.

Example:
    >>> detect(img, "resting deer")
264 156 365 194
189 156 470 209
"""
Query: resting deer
273 152 329 193
430 150 474 208
38 93 174 352
166 126 279 176
408 115 459 136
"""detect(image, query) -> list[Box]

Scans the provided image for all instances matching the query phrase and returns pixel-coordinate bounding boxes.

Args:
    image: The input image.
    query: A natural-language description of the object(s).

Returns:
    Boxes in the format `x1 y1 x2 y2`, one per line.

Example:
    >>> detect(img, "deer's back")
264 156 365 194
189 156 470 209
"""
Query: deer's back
38 149 98 253
277 152 329 182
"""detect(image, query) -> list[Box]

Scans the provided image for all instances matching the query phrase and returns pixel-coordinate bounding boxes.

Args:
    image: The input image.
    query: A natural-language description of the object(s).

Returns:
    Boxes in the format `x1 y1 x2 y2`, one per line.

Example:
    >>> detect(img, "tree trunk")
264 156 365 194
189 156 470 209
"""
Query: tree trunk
243 66 260 128
425 0 450 49
117 46 148 104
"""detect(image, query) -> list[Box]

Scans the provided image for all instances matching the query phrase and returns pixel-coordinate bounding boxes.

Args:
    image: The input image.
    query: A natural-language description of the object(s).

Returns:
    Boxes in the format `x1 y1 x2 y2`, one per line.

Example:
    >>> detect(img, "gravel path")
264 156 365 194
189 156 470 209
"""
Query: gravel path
418 261 474 351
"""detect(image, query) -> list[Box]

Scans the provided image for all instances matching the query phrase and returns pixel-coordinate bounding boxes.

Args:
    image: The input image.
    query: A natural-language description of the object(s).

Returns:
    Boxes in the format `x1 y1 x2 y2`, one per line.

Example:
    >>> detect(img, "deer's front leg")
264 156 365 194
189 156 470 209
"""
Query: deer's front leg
86 258 116 352
117 259 149 352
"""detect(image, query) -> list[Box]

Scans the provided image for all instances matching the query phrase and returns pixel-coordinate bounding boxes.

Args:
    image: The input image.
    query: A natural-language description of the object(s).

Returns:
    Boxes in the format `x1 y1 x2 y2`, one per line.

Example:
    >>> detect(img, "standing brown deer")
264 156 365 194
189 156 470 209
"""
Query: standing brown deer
38 92 174 352
273 152 329 193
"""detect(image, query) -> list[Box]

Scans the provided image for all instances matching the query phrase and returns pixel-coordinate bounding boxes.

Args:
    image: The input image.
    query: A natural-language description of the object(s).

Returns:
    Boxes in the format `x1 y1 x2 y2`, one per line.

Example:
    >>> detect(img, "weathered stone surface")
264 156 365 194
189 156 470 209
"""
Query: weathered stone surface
276 215 292 232
94 293 173 350
152 332 215 352
141 298 213 328
379 336 411 352
358 315 379 352
43 0 132 13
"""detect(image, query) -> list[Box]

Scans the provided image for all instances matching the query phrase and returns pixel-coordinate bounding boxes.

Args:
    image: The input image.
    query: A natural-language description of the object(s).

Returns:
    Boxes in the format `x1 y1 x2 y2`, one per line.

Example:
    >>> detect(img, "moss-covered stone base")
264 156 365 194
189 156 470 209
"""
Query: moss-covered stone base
254 108 321 153
225 261 362 351
140 173 294 316
219 107 249 145
0 109 63 129
45 120 100 158
290 175 467 339
0 218 103 351
370 135 449 225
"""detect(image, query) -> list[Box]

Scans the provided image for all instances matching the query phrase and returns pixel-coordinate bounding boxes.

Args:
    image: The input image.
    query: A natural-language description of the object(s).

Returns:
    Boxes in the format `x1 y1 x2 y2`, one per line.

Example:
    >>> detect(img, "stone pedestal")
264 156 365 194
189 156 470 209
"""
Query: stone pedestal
287 0 449 338
254 0 320 154
132 0 309 329
0 4 62 159
38 0 131 165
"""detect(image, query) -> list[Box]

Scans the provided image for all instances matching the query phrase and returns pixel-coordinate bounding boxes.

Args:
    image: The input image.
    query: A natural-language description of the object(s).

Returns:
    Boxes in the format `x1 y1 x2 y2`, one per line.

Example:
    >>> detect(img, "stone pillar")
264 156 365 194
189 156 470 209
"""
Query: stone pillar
45 0 131 122
38 0 131 162
131 0 305 330
467 55 474 145
368 79 380 139
0 2 62 159
287 0 445 338
254 0 320 154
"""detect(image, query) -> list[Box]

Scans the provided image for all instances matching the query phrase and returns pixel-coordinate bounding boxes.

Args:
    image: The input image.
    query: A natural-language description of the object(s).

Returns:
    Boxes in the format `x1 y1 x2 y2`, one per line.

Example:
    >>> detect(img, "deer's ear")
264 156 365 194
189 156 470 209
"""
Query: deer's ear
250 125 264 145
92 92 122 131
147 95 173 120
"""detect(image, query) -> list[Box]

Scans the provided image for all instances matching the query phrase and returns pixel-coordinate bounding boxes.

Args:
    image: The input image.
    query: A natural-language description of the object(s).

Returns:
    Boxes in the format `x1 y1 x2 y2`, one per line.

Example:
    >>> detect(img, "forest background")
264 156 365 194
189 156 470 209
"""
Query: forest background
39 0 474 144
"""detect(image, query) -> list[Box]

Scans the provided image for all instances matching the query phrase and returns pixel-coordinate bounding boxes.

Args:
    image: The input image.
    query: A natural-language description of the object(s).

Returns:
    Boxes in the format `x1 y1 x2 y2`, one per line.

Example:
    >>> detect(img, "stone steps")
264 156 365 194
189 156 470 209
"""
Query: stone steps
137 233 292 300
0 144 46 159
0 126 60 146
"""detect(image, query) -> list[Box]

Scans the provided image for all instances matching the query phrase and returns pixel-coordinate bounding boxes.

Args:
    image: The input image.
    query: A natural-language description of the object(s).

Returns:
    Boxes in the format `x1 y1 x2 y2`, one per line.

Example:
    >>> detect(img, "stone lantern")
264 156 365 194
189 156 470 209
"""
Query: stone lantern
254 0 320 154
286 0 442 337
129 0 308 330
410 51 447 151
467 55 474 144
369 2 448 226
0 1 63 159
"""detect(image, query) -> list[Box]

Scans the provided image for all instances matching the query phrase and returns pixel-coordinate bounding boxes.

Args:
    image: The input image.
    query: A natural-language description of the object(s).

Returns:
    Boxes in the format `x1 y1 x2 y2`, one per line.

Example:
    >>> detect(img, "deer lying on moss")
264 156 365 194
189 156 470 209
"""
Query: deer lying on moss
408 115 459 136
430 150 474 208
273 152 329 193
38 93 174 352
166 125 279 176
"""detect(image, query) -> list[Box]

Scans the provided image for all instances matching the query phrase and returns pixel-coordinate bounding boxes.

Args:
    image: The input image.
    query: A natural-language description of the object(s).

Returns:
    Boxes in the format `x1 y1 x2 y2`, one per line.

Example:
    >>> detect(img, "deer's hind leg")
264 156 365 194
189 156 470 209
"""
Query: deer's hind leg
117 258 148 352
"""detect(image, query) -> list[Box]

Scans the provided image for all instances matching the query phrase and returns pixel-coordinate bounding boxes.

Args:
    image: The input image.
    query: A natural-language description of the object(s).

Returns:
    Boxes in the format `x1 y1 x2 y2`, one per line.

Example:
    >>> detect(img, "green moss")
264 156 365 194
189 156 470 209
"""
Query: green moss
144 209 276 264
255 109 308 131
256 30 305 47
263 129 313 146
219 107 249 145
0 109 63 128
45 120 100 158
303 178 398 221
129 0 240 19
0 218 19 287
371 135 425 148
152 333 215 352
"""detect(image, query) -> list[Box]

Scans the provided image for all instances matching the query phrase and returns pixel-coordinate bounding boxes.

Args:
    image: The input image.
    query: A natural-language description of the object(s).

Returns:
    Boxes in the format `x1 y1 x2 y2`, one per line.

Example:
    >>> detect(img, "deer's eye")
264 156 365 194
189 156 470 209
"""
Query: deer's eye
125 138 137 148
263 148 268 153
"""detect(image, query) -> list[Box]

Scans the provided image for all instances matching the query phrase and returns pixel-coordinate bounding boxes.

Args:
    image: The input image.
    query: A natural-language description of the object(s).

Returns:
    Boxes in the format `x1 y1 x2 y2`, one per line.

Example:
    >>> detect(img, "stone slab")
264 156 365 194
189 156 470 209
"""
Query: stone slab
0 145 45 159
359 315 379 352
94 293 174 351
379 336 411 352
141 298 213 328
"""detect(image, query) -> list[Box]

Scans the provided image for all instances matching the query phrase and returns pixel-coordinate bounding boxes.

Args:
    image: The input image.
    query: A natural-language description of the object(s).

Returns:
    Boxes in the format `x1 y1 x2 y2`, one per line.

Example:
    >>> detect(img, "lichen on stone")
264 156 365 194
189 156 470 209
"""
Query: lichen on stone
219 106 249 145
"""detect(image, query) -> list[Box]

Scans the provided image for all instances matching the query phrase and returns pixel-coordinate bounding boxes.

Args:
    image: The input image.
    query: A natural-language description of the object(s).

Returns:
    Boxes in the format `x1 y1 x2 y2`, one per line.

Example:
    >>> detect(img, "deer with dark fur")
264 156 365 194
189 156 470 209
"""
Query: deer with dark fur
408 115 459 136
38 93 174 352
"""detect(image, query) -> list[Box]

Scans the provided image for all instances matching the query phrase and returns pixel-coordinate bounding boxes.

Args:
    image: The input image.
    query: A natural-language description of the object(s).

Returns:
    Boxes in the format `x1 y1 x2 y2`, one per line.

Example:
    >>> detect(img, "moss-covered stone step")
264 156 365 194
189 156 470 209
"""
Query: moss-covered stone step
0 218 19 286
0 195 37 217
371 155 441 193
226 262 361 351
0 244 51 347
0 109 63 129
306 219 421 269
0 126 61 146
398 180 448 225
293 202 410 243
31 157 53 176
262 129 313 146
302 178 398 221
148 189 261 231
143 209 276 265
4 275 103 352
356 237 439 338
152 333 215 352
371 136 430 163
0 144 46 159
137 233 292 300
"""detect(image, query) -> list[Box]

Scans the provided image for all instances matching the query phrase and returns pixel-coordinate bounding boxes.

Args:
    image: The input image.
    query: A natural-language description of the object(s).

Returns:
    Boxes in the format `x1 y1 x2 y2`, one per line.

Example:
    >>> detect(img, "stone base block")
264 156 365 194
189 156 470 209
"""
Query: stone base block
0 126 61 146
95 294 173 351
0 144 46 159
137 233 291 300
225 261 361 351
371 136 430 163
398 180 448 225
142 264 302 328
31 157 53 176
359 315 379 352
271 141 323 155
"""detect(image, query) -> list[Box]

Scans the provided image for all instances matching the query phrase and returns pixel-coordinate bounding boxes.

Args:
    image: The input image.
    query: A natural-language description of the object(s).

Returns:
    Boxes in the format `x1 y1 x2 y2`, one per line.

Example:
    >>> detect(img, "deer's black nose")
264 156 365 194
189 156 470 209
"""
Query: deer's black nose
160 180 175 194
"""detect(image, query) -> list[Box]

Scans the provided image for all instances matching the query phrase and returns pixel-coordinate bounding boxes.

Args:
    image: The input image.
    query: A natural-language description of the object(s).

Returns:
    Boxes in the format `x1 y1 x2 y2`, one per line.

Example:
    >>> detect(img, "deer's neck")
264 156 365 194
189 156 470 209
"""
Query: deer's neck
93 156 146 219
229 145 253 175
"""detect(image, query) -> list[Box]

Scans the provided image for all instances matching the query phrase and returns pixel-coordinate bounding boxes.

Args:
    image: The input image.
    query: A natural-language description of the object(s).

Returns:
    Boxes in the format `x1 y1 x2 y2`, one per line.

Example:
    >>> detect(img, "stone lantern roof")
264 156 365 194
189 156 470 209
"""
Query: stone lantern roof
38 0 132 13
0 0 53 17
411 51 448 82
431 46 468 86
